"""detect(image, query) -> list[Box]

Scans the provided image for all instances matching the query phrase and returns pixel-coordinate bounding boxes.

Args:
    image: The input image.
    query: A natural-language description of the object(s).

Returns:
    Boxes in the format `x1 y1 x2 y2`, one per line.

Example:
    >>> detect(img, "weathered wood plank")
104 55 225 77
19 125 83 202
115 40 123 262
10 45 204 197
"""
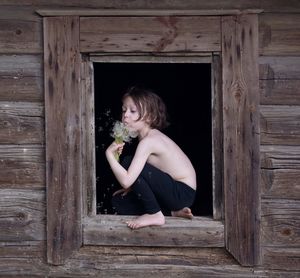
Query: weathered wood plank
259 57 300 105
260 79 300 105
38 9 262 16
259 57 300 80
0 6 42 53
81 59 96 216
0 241 45 259
263 247 300 271
80 16 221 53
260 105 300 145
1 1 299 12
54 247 267 278
222 14 260 266
0 54 43 102
83 215 224 247
261 199 300 247
212 54 223 220
261 169 300 199
0 101 44 144
0 144 45 189
0 258 48 277
44 16 82 265
72 246 235 266
259 14 300 56
0 189 45 241
261 145 300 169
0 258 268 278
0 245 299 277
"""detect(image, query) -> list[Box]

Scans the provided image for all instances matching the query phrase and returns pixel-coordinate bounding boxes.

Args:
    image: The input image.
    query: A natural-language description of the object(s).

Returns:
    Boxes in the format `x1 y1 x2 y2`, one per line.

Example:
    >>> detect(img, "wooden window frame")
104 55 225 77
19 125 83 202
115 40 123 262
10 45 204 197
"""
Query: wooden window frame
82 53 224 246
40 9 261 267
84 54 220 216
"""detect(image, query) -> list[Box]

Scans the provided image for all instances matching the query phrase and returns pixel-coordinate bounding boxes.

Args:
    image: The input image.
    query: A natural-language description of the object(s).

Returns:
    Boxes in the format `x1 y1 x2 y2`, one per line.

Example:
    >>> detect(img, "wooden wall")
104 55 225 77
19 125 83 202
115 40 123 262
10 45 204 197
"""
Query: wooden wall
0 1 299 277
259 13 300 271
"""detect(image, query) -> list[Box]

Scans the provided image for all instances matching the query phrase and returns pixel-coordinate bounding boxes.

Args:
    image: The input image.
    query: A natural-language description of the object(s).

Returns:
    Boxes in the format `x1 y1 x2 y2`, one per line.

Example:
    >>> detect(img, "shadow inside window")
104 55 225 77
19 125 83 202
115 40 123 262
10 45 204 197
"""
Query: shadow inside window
94 62 212 216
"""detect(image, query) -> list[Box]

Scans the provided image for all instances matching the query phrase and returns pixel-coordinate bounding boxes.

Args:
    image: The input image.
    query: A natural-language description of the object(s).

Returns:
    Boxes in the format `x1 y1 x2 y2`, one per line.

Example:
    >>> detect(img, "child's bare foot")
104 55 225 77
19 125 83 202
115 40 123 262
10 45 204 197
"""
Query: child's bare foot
171 207 193 219
126 211 165 229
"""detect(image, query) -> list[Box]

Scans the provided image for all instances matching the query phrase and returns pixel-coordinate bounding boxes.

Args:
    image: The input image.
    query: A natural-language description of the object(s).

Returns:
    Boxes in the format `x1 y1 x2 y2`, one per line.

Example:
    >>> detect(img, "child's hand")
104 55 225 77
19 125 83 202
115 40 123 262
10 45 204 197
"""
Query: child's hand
106 141 125 161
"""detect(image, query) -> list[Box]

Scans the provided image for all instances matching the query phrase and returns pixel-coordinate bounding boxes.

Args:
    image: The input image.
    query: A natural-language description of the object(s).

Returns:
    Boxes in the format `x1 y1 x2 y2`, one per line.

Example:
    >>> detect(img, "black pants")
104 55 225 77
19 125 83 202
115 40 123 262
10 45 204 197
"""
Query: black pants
112 156 196 215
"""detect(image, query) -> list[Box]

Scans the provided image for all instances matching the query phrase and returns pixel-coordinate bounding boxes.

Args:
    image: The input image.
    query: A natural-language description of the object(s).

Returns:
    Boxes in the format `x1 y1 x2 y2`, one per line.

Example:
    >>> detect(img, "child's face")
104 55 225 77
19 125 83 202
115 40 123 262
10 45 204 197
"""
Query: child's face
122 96 140 126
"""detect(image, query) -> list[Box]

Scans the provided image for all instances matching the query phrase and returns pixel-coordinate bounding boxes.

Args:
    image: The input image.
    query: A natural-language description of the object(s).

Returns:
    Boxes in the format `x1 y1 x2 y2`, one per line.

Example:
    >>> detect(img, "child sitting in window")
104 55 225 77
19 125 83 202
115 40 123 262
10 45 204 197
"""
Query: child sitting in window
106 86 197 229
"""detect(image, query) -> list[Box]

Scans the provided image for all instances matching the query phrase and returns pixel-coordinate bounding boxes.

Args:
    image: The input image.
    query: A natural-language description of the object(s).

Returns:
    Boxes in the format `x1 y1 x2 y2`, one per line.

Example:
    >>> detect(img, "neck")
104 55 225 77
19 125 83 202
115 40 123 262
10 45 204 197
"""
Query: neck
138 126 152 140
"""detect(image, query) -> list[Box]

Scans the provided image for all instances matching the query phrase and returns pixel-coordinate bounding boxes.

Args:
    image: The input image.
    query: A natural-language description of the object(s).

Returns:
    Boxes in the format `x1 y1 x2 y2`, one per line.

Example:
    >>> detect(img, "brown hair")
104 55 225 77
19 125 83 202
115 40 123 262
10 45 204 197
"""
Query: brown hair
122 86 169 130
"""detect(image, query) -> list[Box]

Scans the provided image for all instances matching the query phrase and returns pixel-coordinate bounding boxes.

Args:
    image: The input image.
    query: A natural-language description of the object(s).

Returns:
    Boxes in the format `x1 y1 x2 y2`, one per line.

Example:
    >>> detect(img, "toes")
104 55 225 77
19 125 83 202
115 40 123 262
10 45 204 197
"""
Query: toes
127 221 139 229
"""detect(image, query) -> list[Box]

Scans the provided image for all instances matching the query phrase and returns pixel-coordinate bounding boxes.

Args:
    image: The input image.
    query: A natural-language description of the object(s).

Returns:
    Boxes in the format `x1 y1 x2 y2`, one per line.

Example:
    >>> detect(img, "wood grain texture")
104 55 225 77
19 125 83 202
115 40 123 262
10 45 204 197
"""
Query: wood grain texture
0 240 45 259
0 144 45 189
84 215 224 247
261 169 300 199
44 16 82 265
222 14 260 266
260 79 300 105
259 57 300 105
0 2 299 275
0 189 45 241
0 6 42 53
1 0 300 12
260 105 300 145
0 101 44 144
261 145 300 169
211 54 224 220
80 16 221 53
262 247 300 271
259 57 300 80
259 13 300 56
81 59 96 216
261 199 300 248
0 54 43 102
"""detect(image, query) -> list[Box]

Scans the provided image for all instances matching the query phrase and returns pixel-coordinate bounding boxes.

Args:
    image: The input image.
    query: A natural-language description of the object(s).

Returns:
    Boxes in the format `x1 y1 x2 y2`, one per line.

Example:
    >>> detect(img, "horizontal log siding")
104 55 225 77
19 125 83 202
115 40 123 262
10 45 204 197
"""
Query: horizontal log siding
261 169 300 199
0 145 45 189
260 105 300 146
0 245 299 277
262 247 300 271
0 2 299 276
0 6 42 54
259 13 300 56
259 57 300 105
0 241 45 261
0 54 43 102
261 199 300 248
261 199 300 270
0 7 299 55
261 145 300 169
0 189 45 241
0 101 44 144
259 20 300 268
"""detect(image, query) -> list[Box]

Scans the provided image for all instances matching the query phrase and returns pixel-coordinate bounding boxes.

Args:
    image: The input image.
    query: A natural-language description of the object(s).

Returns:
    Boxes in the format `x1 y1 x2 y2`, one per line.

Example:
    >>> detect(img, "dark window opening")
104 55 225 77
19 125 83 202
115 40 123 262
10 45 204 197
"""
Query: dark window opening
94 62 212 216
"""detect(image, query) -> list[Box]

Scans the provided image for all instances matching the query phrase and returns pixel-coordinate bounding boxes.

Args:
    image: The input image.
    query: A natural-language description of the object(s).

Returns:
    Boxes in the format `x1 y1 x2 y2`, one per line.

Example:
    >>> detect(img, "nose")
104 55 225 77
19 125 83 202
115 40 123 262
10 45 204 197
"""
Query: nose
122 112 128 122
123 109 130 118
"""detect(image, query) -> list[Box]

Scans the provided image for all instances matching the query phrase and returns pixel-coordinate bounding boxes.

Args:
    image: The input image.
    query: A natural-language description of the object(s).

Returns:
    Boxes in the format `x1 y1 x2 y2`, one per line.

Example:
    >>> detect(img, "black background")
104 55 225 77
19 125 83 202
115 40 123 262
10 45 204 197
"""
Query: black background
94 62 212 216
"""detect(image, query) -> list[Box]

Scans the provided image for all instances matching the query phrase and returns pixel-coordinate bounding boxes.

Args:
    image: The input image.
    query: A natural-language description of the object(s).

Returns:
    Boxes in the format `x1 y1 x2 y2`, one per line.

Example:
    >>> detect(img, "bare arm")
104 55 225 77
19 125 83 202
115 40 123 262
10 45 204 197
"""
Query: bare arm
105 139 152 189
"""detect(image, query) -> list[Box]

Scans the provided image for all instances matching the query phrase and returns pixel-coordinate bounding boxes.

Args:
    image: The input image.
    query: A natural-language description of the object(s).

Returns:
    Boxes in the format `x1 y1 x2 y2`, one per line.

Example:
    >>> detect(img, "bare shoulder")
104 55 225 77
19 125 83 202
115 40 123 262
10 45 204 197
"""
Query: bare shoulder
136 130 161 150
137 129 167 151
145 130 178 154
145 129 170 145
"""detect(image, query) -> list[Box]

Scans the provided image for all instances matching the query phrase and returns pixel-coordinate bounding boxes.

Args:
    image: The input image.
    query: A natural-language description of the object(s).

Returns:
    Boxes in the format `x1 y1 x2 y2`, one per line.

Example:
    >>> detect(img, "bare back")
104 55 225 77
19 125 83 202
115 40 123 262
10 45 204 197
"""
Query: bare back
145 129 197 190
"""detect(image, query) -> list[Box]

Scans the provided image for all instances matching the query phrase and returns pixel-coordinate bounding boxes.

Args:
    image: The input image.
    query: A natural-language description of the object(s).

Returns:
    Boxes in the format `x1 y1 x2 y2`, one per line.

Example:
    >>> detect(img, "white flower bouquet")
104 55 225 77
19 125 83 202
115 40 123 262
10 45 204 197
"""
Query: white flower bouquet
111 121 137 161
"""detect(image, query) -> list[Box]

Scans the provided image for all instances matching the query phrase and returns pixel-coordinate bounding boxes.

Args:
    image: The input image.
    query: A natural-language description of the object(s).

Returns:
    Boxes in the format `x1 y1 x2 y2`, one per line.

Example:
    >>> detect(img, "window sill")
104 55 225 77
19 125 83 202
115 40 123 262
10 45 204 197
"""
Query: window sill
83 215 224 247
